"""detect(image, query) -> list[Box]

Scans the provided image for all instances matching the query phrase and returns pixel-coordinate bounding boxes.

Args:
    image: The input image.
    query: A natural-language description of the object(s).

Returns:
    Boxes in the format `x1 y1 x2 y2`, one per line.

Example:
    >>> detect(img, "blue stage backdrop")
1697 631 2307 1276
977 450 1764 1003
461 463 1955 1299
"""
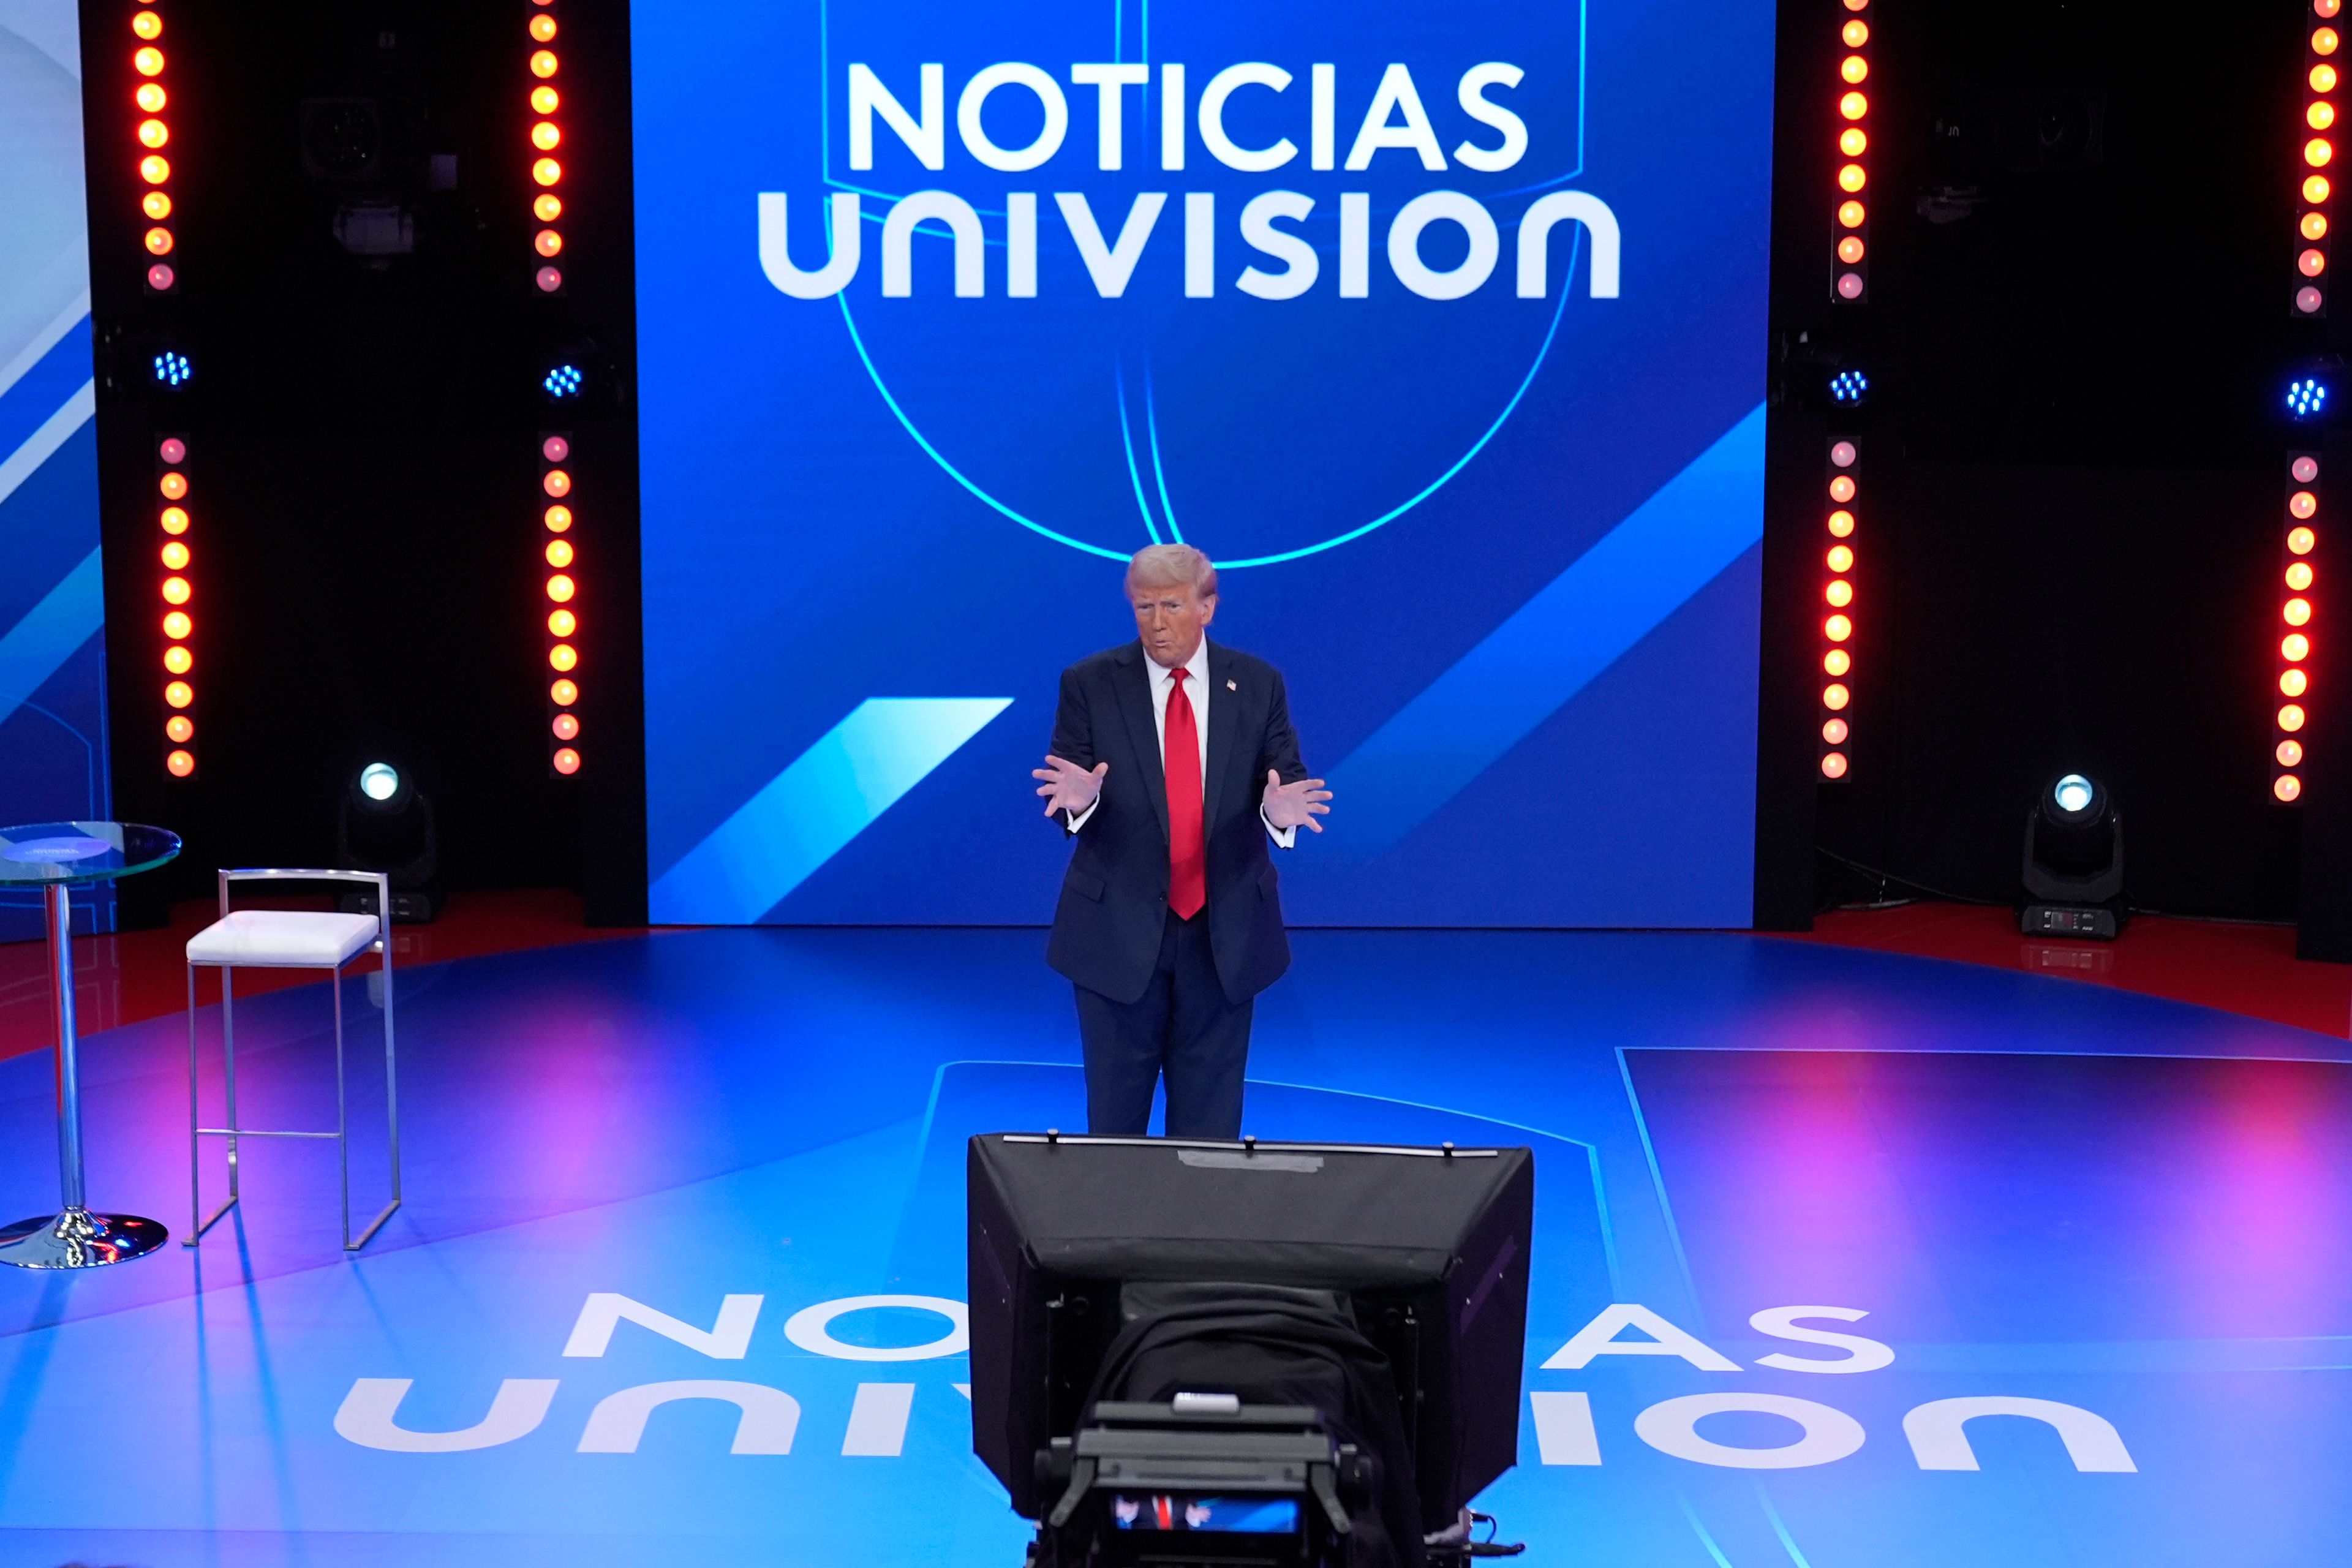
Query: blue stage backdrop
631 0 1773 927
0 0 112 941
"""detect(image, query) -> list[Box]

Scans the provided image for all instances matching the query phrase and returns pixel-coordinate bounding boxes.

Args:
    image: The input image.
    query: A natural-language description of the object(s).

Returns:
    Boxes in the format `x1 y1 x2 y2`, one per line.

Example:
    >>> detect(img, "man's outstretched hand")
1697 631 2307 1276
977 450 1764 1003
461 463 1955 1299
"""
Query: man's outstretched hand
1262 769 1333 833
1035 755 1109 817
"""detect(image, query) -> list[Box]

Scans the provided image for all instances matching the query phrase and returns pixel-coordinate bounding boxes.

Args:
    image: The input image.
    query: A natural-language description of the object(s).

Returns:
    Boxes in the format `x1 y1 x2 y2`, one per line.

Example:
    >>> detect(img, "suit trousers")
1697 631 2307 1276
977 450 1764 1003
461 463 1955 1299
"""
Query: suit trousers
1074 908 1253 1139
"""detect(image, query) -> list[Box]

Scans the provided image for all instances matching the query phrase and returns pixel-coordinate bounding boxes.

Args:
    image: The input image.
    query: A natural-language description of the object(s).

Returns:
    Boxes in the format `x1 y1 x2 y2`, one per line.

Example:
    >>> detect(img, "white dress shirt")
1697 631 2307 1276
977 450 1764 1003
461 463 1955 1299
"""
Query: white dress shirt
1068 638 1297 848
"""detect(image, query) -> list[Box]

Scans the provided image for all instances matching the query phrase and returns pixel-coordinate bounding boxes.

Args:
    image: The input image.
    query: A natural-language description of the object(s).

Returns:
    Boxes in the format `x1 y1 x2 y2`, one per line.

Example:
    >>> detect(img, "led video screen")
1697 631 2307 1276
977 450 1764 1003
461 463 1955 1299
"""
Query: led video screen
632 0 1773 925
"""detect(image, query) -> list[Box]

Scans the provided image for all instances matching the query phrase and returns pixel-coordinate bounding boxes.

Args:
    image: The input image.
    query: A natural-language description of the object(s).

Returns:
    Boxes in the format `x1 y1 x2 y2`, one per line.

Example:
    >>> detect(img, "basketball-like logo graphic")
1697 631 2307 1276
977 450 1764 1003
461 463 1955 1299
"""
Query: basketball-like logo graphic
755 4 1611 568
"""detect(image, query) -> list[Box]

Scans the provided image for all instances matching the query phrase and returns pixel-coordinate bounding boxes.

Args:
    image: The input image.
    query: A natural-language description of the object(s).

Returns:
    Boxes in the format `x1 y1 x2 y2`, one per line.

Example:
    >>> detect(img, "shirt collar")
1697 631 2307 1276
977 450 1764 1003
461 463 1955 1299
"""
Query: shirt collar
1148 639 1210 687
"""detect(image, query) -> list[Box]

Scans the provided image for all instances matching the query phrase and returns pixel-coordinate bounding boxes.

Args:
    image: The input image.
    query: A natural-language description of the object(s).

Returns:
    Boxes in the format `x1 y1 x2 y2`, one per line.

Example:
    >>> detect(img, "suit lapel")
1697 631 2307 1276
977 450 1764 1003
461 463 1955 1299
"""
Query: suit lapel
1204 643 1239 830
1113 643 1170 841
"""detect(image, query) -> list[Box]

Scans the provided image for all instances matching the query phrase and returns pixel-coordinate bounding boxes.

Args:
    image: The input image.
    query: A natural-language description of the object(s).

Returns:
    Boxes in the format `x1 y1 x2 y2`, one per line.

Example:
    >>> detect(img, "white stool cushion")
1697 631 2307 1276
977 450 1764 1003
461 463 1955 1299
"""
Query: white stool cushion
186 910 381 968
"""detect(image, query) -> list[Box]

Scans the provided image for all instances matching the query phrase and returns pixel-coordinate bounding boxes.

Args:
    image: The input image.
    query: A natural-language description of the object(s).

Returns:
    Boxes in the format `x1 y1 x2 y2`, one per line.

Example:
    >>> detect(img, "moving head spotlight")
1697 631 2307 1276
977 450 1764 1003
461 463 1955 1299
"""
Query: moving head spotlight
2020 772 2125 940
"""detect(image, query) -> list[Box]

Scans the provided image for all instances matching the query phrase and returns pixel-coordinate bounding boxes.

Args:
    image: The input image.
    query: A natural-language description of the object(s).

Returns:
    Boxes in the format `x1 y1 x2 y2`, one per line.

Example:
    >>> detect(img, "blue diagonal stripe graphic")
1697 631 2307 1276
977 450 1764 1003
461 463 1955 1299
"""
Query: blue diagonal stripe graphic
0 546 104 731
651 697 1014 923
0 313 92 458
1332 403 1766 852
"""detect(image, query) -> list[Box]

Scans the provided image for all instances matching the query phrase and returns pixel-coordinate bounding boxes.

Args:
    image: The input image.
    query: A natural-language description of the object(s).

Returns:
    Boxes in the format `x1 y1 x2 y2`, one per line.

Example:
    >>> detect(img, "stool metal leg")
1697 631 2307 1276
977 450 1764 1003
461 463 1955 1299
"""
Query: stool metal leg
334 960 350 1250
346 942 401 1253
187 963 243 1245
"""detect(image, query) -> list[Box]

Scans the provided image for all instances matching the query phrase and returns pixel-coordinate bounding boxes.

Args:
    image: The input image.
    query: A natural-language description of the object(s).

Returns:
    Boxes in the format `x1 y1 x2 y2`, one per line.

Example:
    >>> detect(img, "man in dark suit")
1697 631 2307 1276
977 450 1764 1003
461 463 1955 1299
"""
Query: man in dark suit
1031 545 1332 1139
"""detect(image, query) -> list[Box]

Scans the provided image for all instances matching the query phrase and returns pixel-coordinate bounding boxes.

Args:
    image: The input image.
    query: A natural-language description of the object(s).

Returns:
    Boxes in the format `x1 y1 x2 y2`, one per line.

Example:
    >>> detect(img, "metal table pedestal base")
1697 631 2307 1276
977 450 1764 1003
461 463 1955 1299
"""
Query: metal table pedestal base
0 1206 170 1268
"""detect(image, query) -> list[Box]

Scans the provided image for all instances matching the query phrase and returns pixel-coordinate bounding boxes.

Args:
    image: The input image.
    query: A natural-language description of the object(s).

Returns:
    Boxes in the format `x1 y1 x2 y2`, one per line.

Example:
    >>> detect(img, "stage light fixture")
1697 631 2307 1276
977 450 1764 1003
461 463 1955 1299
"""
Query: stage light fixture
1828 368 1869 404
2021 772 2126 938
154 435 197 776
1828 2 1872 304
153 351 191 387
2288 376 2331 419
542 363 583 399
2276 454 2324 803
1819 437 1863 781
340 764 445 922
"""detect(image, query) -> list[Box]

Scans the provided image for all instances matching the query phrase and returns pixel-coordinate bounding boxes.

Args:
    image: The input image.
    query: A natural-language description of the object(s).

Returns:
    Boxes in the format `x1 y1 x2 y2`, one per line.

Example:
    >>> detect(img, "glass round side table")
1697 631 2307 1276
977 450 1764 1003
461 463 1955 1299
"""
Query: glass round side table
0 821 181 1268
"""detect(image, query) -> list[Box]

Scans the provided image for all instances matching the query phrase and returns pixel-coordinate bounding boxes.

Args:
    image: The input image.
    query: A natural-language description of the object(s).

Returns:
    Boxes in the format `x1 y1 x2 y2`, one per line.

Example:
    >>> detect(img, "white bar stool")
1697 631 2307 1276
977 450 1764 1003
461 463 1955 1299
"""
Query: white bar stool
186 867 401 1251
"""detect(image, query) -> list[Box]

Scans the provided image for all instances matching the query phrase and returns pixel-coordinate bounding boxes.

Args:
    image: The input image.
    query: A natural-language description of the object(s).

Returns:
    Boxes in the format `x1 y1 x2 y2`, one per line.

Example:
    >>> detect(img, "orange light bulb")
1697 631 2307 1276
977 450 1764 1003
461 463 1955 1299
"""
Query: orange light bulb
2307 211 2332 241
138 118 168 148
1840 91 1868 121
159 470 187 499
530 14 558 41
545 504 573 532
546 573 576 603
546 539 575 567
1829 475 1856 502
549 643 578 671
2286 631 2314 661
160 506 189 534
2310 137 2335 167
2317 64 2341 92
2290 561 2318 591
140 154 170 184
2280 737 2306 766
160 540 189 569
1839 127 1868 156
2318 26 2342 55
2291 526 2318 556
1841 55 1869 83
2277 774 2305 802
1825 578 1854 608
552 747 581 775
552 713 581 741
1838 162 1867 192
1822 718 1850 743
2284 668 2312 697
1823 683 1852 710
132 10 161 39
2282 703 2310 731
167 748 195 777
144 226 173 255
1824 649 1852 676
532 121 561 151
1825 614 1853 642
1837 198 1866 228
549 609 578 637
161 576 190 605
162 611 191 639
1827 544 1855 572
532 86 560 115
551 678 579 705
533 157 563 186
1838 235 1866 263
2316 101 2340 130
2310 174 2335 203
134 46 164 75
534 193 564 222
535 228 564 256
1828 509 1856 537
530 48 559 78
1821 752 1849 779
543 469 571 497
1842 20 1870 46
165 715 194 743
164 644 192 674
135 82 167 112
164 680 192 708
142 190 172 220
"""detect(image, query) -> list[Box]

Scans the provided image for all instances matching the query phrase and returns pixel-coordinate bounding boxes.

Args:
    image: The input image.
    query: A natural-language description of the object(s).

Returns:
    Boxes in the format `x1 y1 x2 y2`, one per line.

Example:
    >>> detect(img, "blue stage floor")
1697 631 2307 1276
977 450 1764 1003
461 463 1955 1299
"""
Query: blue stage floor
1 929 2346 1567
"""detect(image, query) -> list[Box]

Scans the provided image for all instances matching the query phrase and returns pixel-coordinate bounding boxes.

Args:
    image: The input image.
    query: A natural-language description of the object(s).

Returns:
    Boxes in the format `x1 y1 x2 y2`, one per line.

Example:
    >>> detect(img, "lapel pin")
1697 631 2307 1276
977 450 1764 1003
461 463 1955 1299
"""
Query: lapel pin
1226 679 1237 691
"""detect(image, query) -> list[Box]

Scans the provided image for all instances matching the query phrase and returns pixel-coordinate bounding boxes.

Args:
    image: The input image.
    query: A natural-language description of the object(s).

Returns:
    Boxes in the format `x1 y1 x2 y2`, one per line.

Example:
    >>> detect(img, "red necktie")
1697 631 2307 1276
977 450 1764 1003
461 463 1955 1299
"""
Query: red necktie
1164 668 1206 919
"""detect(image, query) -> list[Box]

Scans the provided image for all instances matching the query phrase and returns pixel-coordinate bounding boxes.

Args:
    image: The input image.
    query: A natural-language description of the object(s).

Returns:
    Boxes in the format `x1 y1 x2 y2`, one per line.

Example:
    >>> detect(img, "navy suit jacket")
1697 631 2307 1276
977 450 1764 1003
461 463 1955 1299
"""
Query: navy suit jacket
1046 640 1308 1006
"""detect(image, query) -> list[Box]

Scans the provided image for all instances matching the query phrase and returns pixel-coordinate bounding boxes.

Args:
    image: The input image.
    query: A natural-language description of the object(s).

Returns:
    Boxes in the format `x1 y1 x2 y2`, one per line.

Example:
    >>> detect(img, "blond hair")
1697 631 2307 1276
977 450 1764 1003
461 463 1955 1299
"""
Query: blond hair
1126 543 1218 599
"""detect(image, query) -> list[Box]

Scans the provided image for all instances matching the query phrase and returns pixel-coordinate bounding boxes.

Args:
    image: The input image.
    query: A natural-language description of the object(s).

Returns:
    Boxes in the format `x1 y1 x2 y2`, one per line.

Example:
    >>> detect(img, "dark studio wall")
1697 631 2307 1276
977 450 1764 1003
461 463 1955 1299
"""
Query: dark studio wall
1766 0 2317 924
81 0 644 921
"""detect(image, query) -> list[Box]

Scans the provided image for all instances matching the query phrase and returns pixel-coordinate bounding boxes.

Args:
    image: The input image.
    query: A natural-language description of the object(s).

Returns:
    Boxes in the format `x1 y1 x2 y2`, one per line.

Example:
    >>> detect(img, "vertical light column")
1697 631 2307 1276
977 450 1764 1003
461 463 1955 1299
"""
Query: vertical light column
543 434 581 775
1832 0 1872 303
2299 2 2340 319
2278 456 2320 802
1821 442 1858 780
528 0 580 776
157 439 195 778
133 4 178 296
